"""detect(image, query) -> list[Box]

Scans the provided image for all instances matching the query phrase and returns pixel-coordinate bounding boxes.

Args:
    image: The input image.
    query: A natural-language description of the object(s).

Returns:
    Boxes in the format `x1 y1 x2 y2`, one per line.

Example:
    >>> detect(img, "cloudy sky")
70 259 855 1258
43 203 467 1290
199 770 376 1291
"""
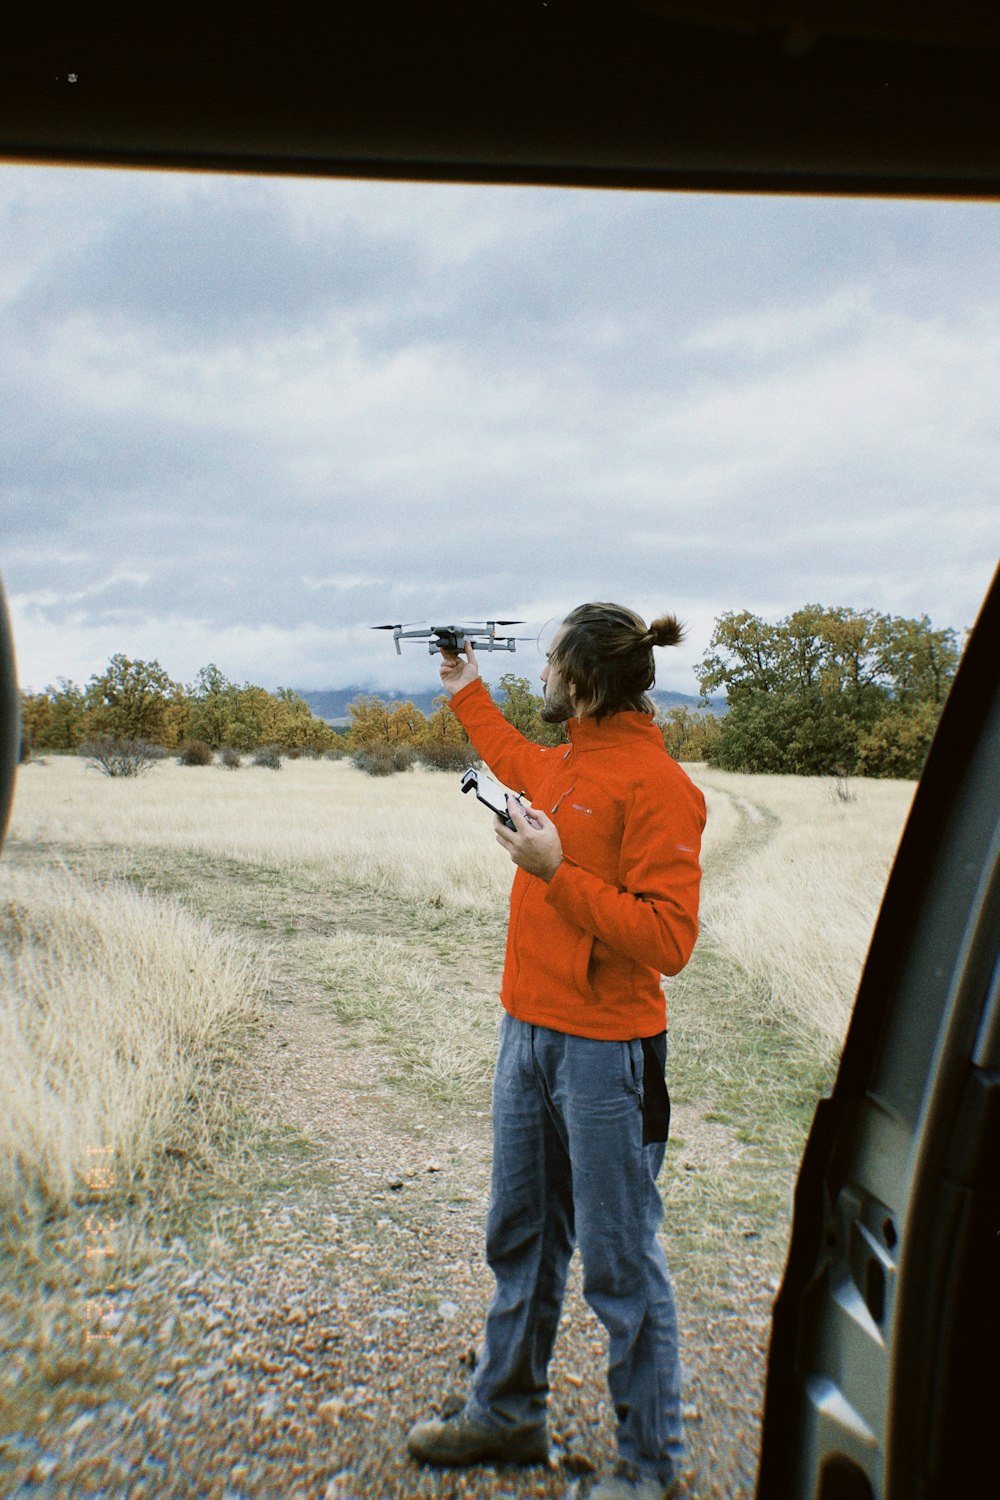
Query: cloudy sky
2 165 997 701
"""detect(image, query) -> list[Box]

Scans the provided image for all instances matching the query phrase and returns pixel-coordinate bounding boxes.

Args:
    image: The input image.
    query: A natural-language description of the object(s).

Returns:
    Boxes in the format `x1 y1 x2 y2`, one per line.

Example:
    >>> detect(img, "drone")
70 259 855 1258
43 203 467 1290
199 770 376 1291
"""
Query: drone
372 620 533 655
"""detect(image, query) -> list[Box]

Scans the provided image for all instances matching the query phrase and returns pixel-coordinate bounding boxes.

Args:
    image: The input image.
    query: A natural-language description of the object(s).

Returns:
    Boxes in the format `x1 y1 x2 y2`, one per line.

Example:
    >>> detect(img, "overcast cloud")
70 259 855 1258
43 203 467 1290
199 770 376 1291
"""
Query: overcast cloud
2 167 997 700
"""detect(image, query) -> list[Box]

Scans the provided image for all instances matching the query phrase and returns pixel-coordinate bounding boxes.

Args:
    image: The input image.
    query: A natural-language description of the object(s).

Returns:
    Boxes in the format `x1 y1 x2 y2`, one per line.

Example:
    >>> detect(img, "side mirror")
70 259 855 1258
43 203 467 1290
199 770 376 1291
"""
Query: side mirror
0 576 19 850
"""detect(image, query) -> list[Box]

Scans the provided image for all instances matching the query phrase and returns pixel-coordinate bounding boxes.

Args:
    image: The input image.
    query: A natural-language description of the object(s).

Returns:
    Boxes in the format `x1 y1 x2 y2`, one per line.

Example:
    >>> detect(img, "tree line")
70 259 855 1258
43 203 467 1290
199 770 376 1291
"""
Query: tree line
696 604 961 777
20 657 340 757
19 603 960 779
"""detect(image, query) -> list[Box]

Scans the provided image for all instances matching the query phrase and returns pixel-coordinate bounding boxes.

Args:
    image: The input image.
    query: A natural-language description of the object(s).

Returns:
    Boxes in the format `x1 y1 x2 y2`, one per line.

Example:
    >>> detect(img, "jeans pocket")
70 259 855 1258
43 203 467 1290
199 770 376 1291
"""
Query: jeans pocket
623 1037 644 1101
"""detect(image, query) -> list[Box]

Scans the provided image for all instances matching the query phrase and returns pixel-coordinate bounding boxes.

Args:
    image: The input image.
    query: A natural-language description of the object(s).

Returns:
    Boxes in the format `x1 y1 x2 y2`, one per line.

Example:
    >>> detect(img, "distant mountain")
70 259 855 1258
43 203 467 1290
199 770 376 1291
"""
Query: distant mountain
295 687 444 724
295 685 724 726
650 689 726 716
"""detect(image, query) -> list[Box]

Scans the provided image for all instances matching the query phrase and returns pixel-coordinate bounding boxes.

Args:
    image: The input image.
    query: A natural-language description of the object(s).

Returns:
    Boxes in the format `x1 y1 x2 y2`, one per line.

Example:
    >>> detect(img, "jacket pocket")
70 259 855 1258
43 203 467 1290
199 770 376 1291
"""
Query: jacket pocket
572 931 598 1003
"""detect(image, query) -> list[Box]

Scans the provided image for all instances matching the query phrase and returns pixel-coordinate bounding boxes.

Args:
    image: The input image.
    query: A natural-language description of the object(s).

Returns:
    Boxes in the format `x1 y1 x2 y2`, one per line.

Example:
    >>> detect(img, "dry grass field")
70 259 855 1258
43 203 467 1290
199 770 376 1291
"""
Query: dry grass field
3 752 914 1220
690 766 915 1050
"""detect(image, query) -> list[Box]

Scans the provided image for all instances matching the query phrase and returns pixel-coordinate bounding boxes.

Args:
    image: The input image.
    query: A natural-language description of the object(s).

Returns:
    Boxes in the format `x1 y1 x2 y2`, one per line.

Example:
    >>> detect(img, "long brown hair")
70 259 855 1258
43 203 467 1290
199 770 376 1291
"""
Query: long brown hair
553 603 685 720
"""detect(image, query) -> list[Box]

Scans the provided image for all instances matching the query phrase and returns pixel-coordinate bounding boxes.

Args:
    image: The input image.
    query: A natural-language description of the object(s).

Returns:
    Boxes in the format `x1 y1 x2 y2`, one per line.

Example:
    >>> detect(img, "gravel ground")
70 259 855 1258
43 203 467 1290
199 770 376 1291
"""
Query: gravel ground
0 993 777 1499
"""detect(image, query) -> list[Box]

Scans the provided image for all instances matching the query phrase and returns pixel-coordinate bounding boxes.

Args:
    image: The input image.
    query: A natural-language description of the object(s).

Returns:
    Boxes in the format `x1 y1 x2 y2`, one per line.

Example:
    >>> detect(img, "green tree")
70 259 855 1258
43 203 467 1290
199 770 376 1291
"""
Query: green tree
270 688 337 752
496 674 567 747
871 613 962 706
657 705 721 763
420 693 476 769
697 605 960 777
856 701 941 778
20 679 88 752
85 656 185 746
186 664 241 748
345 696 428 751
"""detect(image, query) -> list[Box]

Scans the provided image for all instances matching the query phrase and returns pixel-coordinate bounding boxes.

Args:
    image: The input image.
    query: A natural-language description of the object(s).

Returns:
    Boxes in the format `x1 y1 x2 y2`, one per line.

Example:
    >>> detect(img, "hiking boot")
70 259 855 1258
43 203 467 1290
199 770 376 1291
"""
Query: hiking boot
562 1459 683 1499
406 1407 549 1467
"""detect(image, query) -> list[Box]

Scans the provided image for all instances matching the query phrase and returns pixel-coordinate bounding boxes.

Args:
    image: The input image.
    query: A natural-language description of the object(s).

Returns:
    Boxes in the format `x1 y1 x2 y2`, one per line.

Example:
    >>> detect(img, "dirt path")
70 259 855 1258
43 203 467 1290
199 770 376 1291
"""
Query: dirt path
0 824 797 1499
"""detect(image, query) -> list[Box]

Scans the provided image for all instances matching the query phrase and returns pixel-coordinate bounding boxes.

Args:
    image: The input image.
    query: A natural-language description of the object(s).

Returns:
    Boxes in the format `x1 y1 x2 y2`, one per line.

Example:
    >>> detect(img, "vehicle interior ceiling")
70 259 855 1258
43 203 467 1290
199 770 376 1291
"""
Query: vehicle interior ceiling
3 4 1000 193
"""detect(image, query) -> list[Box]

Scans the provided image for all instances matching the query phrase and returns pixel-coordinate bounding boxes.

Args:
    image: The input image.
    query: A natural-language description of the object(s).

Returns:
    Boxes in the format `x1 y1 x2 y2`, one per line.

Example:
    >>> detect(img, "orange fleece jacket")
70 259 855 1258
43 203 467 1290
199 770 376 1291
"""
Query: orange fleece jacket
450 677 706 1040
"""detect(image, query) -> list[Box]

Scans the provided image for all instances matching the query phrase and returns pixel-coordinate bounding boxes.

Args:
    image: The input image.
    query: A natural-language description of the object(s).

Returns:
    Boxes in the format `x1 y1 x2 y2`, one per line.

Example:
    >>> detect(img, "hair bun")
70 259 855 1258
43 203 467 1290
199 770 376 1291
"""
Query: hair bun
648 614 685 648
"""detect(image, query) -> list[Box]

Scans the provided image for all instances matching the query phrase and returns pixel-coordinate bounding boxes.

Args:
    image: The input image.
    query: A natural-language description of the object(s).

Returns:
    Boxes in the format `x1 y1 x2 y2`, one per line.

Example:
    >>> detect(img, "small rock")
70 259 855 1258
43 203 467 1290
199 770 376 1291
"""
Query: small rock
317 1398 348 1423
682 1403 702 1422
561 1451 597 1476
438 1300 460 1319
564 1371 584 1388
425 1160 443 1172
386 1177 404 1191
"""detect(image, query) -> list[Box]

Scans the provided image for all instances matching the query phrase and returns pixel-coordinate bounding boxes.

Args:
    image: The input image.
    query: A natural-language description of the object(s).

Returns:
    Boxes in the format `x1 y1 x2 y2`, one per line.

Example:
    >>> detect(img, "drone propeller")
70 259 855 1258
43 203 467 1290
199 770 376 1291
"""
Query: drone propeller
371 621 427 655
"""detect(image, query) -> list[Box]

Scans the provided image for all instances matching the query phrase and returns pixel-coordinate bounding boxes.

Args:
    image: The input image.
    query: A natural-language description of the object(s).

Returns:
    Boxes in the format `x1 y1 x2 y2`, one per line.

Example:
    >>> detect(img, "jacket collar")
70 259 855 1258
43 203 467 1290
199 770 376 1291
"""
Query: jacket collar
565 711 660 751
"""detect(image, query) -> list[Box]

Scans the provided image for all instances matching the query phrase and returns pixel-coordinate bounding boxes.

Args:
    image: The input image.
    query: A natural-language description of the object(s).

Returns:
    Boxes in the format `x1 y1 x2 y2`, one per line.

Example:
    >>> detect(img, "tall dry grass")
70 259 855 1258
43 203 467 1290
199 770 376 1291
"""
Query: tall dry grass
686 766 915 1052
0 860 265 1229
9 756 514 912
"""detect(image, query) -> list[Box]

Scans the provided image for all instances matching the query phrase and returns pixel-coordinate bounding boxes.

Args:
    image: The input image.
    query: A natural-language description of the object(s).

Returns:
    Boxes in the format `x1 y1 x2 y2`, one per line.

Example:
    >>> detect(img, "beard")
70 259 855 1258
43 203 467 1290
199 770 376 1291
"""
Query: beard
540 682 575 723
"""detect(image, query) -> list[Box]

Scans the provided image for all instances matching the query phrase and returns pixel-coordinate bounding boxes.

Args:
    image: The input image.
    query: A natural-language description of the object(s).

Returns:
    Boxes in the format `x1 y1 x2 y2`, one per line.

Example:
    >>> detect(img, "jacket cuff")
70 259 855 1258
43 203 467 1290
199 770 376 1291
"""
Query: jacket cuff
544 856 584 908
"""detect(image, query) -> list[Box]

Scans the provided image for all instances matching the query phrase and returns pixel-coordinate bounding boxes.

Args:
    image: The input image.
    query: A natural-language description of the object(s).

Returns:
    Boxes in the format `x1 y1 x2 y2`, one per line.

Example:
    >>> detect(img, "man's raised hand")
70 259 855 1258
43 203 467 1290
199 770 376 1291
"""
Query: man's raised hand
439 639 480 697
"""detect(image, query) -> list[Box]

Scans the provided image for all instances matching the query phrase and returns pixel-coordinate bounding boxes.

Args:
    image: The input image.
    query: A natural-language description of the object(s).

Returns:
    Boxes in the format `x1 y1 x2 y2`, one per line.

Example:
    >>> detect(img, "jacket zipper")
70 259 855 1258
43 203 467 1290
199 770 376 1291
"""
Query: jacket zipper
550 784 575 816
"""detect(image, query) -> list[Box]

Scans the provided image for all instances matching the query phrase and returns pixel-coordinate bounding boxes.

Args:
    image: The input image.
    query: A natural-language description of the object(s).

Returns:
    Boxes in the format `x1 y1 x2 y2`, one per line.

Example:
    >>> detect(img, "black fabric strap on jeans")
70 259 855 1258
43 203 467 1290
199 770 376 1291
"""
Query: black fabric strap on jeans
641 1031 671 1145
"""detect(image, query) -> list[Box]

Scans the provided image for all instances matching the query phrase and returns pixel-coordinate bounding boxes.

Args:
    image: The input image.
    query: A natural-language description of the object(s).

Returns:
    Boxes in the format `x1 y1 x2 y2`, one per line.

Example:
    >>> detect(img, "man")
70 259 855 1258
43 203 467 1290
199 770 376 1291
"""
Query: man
406 603 706 1500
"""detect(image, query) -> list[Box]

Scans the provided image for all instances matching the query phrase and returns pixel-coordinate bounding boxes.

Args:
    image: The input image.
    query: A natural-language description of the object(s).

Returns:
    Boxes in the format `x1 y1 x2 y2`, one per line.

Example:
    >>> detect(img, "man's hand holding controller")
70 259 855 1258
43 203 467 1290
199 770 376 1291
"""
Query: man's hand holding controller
494 798 564 884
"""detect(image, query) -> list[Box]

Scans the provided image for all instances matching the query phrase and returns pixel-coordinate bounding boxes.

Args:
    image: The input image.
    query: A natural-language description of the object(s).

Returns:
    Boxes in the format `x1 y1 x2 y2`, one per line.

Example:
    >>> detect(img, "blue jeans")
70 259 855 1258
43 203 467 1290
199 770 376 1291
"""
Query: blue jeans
467 1013 683 1485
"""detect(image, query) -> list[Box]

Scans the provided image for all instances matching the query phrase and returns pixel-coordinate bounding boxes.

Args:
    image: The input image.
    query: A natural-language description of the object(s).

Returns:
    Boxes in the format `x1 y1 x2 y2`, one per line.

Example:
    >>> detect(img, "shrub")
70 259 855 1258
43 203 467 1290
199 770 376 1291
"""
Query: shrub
252 744 283 770
81 736 160 778
352 743 416 777
177 739 214 767
856 701 939 779
218 745 241 770
419 740 477 773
